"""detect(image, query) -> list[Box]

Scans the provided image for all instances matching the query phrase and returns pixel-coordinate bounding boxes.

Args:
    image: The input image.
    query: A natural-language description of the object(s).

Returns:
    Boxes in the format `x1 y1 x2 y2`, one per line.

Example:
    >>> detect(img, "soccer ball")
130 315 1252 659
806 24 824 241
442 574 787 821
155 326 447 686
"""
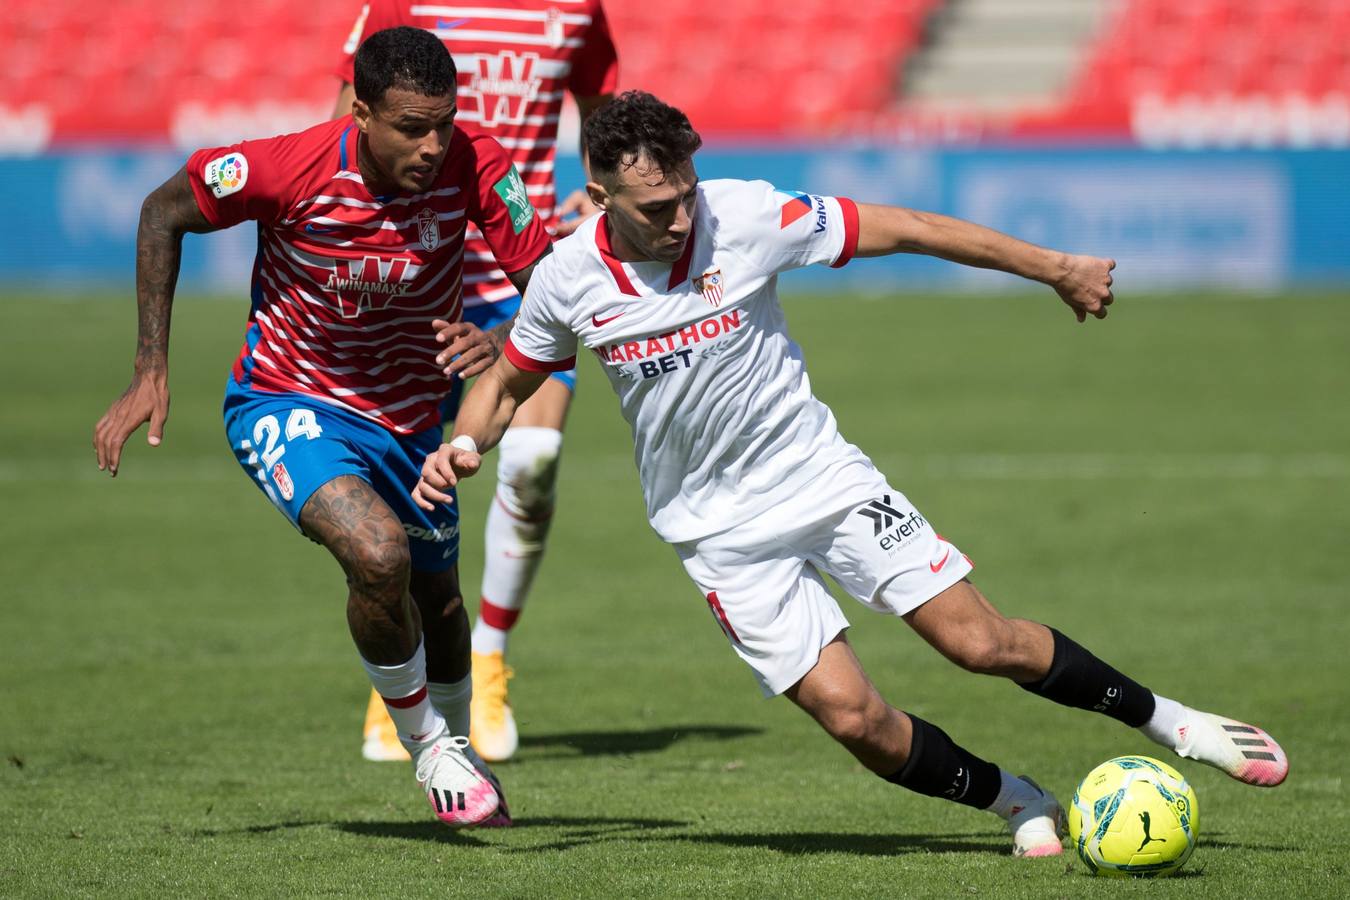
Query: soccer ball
1068 755 1199 877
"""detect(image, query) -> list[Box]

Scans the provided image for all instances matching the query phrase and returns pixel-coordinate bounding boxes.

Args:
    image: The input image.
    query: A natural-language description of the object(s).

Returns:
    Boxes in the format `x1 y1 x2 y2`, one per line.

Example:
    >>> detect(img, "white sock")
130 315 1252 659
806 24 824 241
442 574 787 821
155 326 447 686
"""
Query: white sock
471 427 561 656
359 640 445 753
986 770 1039 820
427 675 472 738
1140 694 1188 749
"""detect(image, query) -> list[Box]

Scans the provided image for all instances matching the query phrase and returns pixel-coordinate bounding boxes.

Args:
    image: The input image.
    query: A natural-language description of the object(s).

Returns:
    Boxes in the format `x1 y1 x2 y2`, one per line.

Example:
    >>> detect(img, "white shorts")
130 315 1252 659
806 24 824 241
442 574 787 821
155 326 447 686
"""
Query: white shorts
674 484 974 697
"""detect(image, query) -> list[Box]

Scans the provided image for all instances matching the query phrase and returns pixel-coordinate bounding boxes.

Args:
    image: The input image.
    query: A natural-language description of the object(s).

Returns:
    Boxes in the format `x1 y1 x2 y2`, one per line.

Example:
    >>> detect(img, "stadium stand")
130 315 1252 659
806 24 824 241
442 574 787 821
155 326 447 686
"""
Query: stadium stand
1 0 1347 147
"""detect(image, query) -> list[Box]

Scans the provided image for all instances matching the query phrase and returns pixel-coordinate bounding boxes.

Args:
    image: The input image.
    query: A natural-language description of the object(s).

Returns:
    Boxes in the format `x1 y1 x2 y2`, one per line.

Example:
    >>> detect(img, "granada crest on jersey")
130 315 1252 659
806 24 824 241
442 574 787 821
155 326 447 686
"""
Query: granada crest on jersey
545 7 565 48
417 207 440 252
695 266 724 307
271 461 295 501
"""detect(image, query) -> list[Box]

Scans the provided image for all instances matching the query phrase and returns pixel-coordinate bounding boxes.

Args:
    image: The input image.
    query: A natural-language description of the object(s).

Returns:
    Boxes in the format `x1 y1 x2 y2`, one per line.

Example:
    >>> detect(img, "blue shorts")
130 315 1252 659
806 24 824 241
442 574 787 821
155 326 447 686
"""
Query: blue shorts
223 380 459 572
441 295 576 421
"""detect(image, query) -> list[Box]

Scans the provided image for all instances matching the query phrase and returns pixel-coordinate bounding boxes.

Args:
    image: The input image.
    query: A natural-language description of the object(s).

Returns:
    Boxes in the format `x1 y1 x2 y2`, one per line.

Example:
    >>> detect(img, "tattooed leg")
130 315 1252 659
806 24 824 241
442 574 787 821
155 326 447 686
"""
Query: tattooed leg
301 474 420 664
410 567 471 684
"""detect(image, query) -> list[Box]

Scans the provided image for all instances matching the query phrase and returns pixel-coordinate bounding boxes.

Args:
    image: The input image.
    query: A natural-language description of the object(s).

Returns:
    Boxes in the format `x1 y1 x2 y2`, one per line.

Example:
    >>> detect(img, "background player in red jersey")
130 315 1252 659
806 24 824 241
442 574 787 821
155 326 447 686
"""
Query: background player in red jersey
334 0 619 764
93 27 551 829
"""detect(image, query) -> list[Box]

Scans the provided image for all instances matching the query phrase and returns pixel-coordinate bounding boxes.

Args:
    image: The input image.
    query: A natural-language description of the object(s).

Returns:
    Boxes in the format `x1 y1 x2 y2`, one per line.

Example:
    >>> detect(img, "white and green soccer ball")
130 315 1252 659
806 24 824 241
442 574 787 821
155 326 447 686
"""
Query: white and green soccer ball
1068 755 1199 877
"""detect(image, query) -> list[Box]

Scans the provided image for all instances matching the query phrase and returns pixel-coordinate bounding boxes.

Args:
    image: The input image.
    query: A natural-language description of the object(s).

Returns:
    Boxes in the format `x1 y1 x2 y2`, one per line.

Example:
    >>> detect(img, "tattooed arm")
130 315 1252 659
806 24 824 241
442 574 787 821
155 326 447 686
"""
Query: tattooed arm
94 166 217 475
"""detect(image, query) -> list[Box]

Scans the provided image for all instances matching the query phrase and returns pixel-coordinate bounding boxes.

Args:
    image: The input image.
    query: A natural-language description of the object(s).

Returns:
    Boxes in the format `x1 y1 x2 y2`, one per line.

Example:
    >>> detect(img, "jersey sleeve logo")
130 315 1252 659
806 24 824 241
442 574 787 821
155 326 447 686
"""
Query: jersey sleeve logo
204 153 249 199
342 4 370 55
493 165 537 234
775 189 827 233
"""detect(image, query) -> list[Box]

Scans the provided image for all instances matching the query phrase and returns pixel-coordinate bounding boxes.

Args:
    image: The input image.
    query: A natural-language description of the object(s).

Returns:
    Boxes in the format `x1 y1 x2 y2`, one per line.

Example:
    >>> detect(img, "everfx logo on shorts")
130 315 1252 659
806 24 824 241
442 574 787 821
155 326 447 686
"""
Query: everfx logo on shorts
854 494 928 551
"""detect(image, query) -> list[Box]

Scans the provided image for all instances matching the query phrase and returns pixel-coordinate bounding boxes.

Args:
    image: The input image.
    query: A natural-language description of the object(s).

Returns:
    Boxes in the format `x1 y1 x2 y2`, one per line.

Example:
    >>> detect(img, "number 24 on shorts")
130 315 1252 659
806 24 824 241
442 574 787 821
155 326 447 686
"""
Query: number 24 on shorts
242 408 323 503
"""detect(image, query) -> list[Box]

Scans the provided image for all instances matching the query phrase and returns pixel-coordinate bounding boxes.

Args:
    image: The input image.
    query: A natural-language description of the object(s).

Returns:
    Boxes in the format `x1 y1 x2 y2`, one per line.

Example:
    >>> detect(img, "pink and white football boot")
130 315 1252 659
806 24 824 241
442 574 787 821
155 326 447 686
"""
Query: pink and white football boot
1173 710 1289 787
1008 776 1066 858
413 732 500 827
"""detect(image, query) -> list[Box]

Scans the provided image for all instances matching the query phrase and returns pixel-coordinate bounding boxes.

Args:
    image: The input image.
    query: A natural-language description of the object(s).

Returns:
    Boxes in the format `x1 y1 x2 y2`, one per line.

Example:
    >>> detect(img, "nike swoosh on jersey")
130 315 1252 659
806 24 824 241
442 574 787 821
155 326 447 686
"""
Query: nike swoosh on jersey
305 224 338 234
437 18 470 29
592 312 624 327
929 547 951 573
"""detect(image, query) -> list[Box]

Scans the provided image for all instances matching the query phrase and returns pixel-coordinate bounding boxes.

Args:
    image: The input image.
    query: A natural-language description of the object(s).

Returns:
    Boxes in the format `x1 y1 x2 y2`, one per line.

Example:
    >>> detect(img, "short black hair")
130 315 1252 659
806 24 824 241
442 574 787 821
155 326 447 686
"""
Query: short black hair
584 91 703 181
353 26 457 109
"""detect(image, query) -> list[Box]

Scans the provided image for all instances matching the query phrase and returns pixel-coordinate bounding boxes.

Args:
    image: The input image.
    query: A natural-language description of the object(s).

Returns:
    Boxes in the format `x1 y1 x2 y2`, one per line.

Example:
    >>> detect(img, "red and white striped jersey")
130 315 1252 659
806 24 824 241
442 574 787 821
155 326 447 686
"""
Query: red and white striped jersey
187 116 550 435
336 0 619 310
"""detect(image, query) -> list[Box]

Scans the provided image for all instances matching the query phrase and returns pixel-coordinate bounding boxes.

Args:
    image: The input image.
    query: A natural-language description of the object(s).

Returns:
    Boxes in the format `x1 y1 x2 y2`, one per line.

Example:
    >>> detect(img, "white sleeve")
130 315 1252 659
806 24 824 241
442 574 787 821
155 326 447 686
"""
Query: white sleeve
504 254 578 372
725 179 861 275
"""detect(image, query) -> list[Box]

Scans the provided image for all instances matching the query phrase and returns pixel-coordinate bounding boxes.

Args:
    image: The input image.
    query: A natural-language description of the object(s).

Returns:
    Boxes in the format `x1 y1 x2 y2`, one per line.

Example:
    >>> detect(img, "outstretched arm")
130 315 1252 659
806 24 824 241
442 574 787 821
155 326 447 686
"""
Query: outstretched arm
413 355 549 510
93 166 216 475
855 204 1116 323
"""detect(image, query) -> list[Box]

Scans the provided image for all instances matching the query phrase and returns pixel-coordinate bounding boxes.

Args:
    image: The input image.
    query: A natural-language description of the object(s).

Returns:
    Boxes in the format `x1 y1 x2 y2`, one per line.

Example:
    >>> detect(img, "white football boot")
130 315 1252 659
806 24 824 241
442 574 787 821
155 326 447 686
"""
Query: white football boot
1172 709 1289 787
1007 776 1066 858
414 730 499 827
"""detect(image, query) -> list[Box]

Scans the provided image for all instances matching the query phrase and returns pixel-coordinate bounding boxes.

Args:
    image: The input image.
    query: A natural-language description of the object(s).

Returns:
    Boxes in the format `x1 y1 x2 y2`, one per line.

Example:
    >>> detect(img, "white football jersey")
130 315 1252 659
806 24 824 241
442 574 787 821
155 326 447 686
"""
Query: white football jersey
506 178 882 542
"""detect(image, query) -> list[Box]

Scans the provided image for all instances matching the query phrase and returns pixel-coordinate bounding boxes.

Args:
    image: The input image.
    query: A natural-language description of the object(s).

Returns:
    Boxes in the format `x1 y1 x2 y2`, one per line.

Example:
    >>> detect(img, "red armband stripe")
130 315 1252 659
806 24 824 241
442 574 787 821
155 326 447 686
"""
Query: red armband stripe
830 197 860 268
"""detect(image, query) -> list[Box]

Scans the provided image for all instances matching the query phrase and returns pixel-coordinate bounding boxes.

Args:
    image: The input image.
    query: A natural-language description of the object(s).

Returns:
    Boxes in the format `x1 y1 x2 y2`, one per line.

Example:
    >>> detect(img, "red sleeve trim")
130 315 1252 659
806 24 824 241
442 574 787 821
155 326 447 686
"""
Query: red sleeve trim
830 197 860 268
505 337 576 373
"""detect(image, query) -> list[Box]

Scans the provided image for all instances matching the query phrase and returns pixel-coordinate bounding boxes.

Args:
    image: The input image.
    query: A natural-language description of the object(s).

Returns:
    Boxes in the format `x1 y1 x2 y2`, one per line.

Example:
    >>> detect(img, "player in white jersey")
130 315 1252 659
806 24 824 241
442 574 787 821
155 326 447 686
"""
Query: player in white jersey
413 93 1289 856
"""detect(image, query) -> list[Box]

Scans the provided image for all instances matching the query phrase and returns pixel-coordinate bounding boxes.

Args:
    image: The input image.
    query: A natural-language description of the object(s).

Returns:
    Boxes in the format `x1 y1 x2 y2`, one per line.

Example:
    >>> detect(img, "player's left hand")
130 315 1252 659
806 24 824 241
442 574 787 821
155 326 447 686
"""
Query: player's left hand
412 443 482 511
433 319 496 379
552 189 600 238
1053 254 1116 323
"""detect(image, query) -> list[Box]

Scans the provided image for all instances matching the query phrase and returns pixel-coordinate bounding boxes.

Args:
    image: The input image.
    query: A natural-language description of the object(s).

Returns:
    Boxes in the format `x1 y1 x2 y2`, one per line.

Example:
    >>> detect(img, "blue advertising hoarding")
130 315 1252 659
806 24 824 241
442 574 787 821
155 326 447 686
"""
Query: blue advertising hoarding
2 147 1347 294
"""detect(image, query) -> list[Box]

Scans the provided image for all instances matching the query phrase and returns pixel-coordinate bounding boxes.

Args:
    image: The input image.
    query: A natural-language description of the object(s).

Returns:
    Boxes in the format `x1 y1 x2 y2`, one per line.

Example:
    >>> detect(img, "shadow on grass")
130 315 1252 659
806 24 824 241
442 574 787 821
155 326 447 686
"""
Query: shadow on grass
339 815 687 848
516 724 763 759
685 831 1008 856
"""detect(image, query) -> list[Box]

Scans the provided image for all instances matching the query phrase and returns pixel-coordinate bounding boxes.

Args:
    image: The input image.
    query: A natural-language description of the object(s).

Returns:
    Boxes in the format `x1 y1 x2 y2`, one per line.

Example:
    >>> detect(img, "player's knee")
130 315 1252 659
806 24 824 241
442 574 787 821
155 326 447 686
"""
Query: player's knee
948 622 1017 675
816 692 890 747
345 529 411 598
496 427 563 521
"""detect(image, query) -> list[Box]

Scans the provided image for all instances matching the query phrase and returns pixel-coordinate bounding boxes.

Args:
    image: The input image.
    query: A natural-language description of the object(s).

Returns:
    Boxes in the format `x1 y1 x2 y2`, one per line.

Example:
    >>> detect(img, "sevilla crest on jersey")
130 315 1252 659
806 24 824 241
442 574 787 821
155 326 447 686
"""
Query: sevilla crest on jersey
695 266 724 307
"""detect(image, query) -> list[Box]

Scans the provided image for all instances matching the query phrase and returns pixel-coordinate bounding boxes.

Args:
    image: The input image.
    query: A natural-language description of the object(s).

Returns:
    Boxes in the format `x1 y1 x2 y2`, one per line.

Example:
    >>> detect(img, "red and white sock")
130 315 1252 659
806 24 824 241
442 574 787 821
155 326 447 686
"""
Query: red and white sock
470 427 561 656
359 640 445 753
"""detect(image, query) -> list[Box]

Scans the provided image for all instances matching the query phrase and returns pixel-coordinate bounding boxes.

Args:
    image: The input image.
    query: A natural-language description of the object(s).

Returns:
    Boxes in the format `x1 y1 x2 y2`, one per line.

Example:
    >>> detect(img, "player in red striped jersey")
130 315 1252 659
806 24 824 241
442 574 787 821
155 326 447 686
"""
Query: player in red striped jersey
334 0 619 764
93 27 551 829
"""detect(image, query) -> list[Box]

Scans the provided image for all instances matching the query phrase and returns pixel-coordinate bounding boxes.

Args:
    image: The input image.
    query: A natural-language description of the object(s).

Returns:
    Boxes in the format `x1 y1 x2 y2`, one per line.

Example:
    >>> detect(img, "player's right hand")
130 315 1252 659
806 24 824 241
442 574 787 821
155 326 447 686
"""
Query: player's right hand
413 444 482 511
1053 254 1115 323
94 373 169 476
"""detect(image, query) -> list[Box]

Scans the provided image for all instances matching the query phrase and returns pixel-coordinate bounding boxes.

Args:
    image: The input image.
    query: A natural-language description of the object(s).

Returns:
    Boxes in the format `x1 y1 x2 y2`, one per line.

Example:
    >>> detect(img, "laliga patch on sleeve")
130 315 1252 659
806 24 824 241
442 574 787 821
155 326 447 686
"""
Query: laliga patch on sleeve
204 153 249 199
343 4 370 55
493 166 536 234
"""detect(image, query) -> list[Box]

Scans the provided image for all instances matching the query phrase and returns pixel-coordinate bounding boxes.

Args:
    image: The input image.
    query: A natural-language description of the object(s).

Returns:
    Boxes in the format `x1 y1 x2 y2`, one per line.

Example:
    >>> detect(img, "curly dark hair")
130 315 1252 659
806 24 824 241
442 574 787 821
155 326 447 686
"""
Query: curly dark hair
584 91 703 180
353 26 457 109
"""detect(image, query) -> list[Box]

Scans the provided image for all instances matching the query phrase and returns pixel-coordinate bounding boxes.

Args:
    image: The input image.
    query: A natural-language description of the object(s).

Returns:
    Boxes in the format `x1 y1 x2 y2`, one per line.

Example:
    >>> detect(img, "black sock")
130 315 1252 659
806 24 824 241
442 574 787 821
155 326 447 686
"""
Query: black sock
1018 627 1156 727
884 713 1001 810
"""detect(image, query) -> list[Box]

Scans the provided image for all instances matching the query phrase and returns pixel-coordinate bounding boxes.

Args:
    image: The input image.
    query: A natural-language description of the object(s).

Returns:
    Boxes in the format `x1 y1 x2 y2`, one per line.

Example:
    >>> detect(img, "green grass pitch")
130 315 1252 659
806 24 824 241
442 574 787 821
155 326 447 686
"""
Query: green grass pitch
2 289 1347 897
